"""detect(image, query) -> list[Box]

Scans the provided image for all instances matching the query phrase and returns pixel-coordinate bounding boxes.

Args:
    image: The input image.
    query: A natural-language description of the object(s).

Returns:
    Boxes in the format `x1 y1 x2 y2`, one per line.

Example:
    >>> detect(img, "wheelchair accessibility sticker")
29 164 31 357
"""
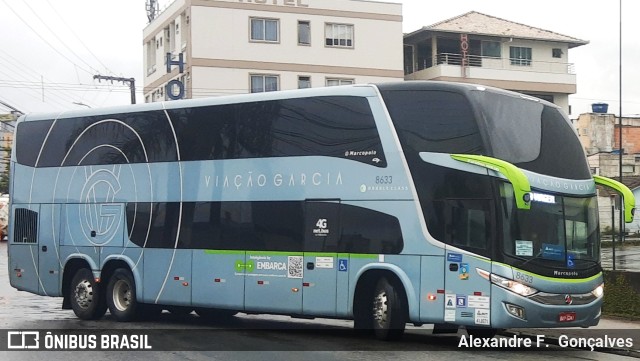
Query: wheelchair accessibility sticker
338 259 348 272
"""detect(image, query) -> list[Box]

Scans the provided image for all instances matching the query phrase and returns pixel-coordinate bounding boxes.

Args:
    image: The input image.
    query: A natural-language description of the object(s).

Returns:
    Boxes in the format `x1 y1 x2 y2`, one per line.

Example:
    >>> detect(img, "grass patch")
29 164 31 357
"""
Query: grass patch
603 271 640 318
601 239 640 248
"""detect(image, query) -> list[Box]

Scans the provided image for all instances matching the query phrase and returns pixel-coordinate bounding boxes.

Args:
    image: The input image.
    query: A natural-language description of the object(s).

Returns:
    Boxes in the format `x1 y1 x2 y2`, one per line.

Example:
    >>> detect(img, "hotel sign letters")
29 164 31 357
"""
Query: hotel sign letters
238 0 309 7
460 34 469 77
166 53 185 100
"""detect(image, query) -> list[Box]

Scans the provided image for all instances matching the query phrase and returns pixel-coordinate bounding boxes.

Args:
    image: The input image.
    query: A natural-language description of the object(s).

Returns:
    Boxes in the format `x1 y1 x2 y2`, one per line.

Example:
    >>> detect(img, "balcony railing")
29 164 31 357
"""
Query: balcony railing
407 53 575 75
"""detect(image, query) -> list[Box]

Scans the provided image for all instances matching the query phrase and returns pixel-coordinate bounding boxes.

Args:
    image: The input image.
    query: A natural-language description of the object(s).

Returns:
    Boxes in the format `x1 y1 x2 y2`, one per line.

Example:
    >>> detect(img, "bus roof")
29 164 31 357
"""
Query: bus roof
17 81 559 124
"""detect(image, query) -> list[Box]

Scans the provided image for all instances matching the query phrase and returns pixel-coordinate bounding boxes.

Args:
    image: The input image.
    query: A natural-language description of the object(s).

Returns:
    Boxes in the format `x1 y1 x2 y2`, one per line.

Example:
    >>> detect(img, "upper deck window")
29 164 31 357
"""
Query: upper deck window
381 90 485 157
16 96 387 168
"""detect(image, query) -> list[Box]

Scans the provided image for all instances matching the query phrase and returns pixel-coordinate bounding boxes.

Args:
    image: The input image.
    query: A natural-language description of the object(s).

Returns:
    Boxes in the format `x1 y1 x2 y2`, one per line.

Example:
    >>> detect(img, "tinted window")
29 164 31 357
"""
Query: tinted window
16 111 176 168
17 97 385 168
15 121 53 167
470 90 542 163
167 96 386 166
416 163 494 258
127 201 402 254
381 90 485 156
338 204 403 254
127 201 304 251
515 106 591 179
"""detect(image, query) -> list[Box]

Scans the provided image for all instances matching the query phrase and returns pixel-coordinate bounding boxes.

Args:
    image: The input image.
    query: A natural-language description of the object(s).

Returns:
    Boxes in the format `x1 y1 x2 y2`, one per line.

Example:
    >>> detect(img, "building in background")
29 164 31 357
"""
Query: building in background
575 109 640 233
0 114 16 194
577 112 640 175
143 0 404 102
403 11 588 116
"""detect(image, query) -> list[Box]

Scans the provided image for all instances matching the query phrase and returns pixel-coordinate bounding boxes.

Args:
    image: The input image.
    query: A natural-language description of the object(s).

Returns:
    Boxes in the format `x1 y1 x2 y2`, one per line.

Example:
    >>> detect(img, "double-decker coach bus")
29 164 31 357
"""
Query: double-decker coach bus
8 81 634 340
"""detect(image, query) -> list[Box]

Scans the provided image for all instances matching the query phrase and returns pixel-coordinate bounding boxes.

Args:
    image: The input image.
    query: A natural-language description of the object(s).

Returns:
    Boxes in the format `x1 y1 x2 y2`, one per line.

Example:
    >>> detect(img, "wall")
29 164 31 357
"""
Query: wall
143 0 404 100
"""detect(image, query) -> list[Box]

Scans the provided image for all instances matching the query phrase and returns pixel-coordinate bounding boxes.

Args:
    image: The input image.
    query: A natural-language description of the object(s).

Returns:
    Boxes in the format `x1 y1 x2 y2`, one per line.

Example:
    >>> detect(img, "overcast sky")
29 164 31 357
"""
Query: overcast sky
0 0 637 118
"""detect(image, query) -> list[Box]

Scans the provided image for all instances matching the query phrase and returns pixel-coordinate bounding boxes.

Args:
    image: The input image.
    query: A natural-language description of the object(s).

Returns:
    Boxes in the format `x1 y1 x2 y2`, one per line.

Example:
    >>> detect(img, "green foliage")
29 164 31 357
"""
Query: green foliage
603 271 640 318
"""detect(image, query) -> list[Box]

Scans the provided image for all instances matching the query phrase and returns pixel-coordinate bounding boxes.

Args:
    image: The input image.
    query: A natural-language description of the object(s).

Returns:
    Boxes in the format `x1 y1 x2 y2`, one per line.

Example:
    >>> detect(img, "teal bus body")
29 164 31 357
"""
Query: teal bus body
8 81 619 338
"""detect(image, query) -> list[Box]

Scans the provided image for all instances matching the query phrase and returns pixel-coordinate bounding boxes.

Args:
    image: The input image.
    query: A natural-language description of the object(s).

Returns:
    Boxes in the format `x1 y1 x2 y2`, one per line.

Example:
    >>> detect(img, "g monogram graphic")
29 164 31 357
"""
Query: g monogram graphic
78 166 123 246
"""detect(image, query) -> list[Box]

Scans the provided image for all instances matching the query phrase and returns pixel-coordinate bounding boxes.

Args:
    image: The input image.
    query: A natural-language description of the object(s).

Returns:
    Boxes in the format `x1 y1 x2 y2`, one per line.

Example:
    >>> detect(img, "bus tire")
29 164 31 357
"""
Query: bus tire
372 277 406 341
106 268 138 322
69 268 107 320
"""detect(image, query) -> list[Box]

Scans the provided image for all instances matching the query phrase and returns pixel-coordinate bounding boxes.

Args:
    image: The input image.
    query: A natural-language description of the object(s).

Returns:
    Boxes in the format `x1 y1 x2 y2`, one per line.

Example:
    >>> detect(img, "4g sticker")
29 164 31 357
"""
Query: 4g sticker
313 218 329 237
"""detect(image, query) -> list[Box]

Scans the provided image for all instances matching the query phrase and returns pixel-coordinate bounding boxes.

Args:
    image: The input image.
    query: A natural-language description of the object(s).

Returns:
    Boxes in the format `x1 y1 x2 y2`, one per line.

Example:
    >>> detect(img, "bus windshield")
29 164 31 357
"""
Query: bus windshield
500 183 600 268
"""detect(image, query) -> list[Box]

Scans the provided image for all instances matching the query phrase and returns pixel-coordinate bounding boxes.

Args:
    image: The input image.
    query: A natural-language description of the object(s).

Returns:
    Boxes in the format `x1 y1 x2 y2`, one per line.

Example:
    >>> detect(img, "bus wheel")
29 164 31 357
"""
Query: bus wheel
372 277 406 341
69 268 107 320
107 268 138 322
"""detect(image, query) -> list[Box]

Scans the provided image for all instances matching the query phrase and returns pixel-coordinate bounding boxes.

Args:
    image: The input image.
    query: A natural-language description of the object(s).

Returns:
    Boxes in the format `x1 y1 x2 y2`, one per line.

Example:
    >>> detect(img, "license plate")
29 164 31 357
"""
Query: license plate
559 312 576 322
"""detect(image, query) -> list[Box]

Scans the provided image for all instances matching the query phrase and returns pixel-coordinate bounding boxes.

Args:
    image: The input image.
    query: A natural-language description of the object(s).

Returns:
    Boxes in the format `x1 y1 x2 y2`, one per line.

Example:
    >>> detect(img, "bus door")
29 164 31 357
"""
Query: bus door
38 204 63 296
8 205 41 294
303 200 340 316
442 198 493 327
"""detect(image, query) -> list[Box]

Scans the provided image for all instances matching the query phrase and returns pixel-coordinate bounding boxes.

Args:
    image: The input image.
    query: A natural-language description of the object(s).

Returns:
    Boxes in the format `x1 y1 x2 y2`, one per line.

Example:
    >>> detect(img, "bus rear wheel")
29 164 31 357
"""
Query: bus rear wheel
106 268 138 322
69 268 107 320
372 277 406 341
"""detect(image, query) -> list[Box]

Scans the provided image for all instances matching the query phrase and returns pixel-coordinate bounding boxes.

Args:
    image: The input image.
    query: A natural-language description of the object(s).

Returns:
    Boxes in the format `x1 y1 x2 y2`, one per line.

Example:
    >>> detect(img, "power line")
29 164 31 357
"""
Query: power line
20 0 102 75
43 0 115 75
0 60 87 109
0 0 95 77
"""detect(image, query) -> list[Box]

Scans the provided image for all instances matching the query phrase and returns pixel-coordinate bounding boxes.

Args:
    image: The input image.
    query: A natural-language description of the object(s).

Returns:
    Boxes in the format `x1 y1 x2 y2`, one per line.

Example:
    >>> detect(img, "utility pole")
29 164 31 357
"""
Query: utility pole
0 99 23 116
93 75 137 104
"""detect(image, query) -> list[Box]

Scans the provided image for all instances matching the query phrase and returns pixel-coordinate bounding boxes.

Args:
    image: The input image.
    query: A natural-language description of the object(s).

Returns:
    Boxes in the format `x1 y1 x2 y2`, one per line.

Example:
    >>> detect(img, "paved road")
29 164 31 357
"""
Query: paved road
602 244 640 271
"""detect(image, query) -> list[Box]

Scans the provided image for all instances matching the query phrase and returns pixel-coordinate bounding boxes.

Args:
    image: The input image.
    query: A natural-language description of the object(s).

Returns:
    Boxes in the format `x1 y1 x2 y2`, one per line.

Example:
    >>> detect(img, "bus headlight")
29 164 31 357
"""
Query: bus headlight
490 274 538 297
591 284 604 298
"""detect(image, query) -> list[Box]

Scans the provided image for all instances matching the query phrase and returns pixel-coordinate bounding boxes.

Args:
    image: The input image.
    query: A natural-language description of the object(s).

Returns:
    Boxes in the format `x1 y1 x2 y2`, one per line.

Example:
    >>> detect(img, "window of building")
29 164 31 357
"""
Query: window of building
552 48 563 58
250 18 279 42
146 40 156 75
298 76 311 89
326 78 354 87
481 41 501 58
298 21 310 45
325 23 353 48
250 74 279 93
510 46 532 66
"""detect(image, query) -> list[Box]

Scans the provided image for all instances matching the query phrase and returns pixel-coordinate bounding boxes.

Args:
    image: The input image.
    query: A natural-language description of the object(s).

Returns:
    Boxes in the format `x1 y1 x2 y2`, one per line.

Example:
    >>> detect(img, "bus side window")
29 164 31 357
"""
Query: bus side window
445 199 493 253
338 204 403 254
